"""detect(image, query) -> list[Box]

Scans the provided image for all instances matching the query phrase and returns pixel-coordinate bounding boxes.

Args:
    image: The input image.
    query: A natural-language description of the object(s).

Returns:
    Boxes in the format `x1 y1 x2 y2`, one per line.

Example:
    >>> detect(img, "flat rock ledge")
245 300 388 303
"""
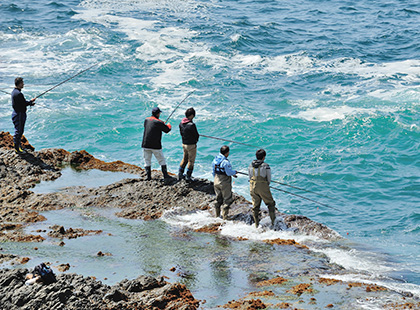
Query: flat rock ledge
0 131 340 241
0 268 199 310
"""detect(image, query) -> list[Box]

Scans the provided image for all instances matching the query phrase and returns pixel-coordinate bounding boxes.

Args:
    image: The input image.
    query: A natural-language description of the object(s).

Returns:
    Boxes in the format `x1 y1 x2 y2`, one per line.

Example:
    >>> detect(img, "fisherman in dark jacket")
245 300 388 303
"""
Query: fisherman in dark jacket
11 77 36 154
248 149 276 228
178 107 199 181
142 107 172 181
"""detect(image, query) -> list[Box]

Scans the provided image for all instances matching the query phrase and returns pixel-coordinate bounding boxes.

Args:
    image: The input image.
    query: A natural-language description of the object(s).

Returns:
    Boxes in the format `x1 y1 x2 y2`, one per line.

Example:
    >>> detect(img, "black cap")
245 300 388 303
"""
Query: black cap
152 107 161 114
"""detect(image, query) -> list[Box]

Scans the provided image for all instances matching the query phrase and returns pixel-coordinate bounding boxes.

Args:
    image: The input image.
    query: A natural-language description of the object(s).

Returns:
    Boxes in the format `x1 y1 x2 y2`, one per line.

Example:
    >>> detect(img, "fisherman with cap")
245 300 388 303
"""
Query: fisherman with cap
212 145 237 219
248 149 276 228
11 77 36 154
178 107 199 181
142 107 173 181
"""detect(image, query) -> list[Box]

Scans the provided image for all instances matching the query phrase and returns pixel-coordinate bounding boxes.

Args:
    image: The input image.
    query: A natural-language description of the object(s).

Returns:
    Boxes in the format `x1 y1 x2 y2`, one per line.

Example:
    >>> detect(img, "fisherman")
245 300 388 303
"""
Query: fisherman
178 107 199 181
142 107 173 181
212 145 237 219
248 149 276 228
11 77 36 154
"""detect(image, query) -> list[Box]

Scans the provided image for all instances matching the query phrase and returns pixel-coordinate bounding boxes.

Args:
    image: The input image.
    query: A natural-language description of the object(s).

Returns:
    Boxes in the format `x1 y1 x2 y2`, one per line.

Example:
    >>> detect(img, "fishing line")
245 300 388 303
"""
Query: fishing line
269 186 349 214
34 61 103 99
236 171 335 200
200 134 260 148
165 90 195 124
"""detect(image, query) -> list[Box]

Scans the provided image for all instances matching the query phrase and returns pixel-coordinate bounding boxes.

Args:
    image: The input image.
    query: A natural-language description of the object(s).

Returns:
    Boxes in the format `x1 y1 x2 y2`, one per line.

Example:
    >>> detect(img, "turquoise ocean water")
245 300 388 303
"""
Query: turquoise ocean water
0 0 419 300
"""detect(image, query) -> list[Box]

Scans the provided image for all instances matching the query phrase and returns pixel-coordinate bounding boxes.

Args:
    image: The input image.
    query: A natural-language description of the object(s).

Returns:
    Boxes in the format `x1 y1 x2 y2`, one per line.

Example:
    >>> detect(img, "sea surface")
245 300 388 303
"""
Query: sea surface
0 0 419 306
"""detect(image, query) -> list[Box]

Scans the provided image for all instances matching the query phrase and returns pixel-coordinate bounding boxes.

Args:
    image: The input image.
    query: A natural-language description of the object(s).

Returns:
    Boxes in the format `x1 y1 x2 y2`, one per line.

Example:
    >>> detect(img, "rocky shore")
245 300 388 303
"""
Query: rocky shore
0 131 339 242
5 131 414 309
0 268 199 310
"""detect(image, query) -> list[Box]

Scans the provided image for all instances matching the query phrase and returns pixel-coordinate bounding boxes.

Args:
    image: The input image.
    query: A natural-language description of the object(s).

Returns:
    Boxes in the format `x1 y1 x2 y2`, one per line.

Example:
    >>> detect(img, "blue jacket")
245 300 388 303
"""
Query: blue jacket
212 154 236 177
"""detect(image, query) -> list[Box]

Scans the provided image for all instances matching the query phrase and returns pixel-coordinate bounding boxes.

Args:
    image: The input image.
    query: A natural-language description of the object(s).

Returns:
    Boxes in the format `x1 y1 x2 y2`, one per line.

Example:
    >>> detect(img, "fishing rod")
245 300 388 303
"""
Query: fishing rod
236 171 335 200
34 61 103 99
165 90 195 123
200 134 259 148
269 186 349 214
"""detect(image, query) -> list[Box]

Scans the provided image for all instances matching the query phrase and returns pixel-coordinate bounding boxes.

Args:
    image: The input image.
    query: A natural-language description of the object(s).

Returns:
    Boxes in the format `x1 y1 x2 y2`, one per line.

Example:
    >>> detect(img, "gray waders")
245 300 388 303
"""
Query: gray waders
250 167 276 228
214 174 233 220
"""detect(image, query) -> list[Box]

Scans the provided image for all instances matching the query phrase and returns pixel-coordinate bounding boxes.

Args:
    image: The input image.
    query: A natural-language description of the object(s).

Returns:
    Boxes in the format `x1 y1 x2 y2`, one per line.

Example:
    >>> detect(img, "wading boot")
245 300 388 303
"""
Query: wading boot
185 168 195 182
215 205 221 218
269 208 276 227
253 209 260 228
161 165 175 184
222 207 230 220
178 167 185 180
14 143 25 155
145 166 152 181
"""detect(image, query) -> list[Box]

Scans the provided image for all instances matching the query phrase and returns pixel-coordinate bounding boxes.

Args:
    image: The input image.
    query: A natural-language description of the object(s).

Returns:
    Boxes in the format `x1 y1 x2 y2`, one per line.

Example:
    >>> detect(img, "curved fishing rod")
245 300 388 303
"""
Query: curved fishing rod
165 90 195 124
34 61 103 99
269 186 349 214
236 171 335 200
200 134 260 148
0 89 9 95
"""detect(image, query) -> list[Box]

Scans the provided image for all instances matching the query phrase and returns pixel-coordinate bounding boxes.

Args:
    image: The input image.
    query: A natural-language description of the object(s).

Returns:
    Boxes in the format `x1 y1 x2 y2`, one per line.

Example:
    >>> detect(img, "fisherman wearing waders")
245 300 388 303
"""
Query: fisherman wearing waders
11 77 36 155
142 107 173 181
248 149 276 228
212 145 237 220
178 107 199 182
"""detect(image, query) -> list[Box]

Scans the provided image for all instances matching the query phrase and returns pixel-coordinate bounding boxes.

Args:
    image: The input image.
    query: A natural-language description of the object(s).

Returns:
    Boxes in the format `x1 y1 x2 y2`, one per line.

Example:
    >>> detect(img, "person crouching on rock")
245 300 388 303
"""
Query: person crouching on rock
212 145 237 220
248 149 276 228
142 107 173 181
178 107 199 182
11 77 36 155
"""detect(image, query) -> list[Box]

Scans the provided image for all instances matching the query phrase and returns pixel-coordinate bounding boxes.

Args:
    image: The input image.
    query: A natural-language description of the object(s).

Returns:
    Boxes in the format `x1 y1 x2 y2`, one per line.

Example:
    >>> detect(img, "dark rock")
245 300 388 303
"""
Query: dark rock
0 268 199 309
103 288 128 302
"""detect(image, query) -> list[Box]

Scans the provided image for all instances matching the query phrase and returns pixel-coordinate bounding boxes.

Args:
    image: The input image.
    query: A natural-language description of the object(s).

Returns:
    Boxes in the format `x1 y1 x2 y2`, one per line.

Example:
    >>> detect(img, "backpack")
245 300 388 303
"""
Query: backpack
33 263 56 284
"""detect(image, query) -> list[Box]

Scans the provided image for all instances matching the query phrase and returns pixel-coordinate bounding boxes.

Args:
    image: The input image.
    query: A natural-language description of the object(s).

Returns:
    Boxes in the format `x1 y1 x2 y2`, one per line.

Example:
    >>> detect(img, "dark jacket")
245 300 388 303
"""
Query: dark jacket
179 117 199 145
142 116 171 149
12 88 32 113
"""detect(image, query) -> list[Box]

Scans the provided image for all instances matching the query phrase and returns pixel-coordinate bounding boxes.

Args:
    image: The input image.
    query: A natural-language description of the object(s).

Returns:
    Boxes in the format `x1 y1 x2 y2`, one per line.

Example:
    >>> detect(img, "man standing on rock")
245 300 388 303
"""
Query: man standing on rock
178 107 199 182
142 107 173 181
11 77 36 155
248 149 276 228
212 145 237 220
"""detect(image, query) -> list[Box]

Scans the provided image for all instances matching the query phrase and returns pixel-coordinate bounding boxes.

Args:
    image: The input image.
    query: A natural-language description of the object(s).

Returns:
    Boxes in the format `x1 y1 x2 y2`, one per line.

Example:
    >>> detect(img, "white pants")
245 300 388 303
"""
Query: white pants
143 148 166 166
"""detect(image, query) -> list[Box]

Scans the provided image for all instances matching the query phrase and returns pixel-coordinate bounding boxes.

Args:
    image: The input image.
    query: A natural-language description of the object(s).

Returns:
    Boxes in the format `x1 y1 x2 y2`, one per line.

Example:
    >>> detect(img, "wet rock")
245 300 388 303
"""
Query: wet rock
57 263 70 272
287 283 313 295
318 277 342 286
222 298 267 309
194 223 222 234
48 225 102 239
0 268 200 310
256 277 288 287
103 288 128 302
263 238 309 250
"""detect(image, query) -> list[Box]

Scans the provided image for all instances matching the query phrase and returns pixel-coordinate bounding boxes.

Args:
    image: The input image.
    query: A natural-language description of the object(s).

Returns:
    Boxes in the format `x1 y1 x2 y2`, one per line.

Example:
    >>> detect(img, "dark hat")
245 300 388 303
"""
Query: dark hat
152 107 161 114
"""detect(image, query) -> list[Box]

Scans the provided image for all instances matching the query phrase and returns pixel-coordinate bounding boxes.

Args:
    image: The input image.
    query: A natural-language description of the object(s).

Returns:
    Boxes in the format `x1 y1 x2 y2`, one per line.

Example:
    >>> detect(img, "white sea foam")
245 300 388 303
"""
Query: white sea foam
320 273 420 298
286 105 400 122
162 209 323 244
313 247 394 274
230 34 241 42
162 208 420 298
79 0 205 13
